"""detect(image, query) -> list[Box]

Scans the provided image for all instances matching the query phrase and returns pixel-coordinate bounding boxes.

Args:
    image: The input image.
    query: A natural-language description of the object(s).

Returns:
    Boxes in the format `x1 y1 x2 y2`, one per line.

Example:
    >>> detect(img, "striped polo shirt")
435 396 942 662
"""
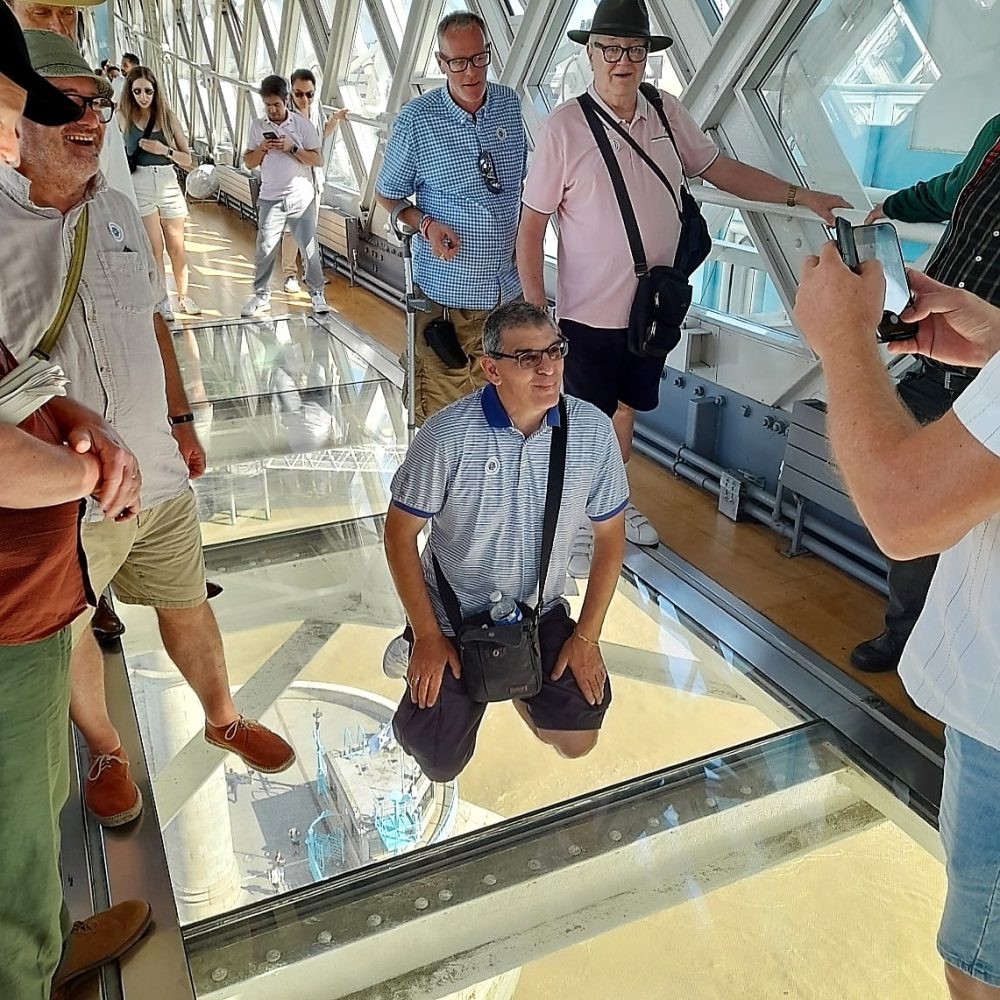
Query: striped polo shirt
390 386 629 634
899 351 1000 750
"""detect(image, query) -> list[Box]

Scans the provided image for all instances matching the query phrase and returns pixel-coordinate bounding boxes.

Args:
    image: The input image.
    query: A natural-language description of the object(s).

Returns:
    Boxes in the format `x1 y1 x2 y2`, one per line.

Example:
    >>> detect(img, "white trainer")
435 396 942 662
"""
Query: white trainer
177 295 202 316
310 291 330 315
241 294 271 318
624 503 659 547
568 520 594 579
283 276 300 294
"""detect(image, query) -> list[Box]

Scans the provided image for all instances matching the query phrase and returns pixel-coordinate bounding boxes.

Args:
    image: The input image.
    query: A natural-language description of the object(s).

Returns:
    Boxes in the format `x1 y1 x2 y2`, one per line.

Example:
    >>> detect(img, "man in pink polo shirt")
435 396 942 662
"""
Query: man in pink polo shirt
517 0 849 571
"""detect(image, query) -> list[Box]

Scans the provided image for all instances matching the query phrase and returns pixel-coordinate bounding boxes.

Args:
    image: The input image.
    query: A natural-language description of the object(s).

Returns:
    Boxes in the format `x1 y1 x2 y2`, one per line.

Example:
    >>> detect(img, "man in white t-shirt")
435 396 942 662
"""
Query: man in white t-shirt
242 74 330 318
795 243 1000 1000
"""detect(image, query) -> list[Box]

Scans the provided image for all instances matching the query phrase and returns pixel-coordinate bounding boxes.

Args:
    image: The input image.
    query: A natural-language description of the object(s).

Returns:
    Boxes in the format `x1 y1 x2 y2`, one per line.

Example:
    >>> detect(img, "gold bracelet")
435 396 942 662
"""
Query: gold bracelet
786 184 798 208
574 629 600 646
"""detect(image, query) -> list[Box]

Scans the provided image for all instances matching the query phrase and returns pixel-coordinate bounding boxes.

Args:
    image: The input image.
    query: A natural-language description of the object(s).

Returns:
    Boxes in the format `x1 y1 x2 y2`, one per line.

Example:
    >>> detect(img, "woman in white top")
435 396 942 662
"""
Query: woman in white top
280 68 348 294
118 66 200 319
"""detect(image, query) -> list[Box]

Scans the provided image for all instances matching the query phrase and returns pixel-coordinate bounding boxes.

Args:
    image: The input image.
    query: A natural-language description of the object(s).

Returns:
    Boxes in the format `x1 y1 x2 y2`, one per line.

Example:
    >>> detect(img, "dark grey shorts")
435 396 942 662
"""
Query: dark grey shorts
391 604 612 782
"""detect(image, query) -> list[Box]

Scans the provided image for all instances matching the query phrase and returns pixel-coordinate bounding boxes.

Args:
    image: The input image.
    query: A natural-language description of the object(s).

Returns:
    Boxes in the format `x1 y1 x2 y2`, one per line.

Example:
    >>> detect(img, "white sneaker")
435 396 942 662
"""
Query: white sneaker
382 635 410 680
157 297 174 322
624 503 659 547
283 276 300 294
177 295 202 316
568 521 594 579
310 291 330 315
241 294 271 318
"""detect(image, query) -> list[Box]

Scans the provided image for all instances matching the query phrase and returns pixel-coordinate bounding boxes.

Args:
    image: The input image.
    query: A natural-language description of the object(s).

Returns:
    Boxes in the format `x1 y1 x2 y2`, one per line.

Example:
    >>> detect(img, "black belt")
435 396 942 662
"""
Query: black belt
920 362 977 392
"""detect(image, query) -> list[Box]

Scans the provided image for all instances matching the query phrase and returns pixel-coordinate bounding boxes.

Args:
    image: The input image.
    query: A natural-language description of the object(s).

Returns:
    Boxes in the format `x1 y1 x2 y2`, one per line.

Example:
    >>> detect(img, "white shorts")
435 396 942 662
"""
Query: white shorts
132 164 189 220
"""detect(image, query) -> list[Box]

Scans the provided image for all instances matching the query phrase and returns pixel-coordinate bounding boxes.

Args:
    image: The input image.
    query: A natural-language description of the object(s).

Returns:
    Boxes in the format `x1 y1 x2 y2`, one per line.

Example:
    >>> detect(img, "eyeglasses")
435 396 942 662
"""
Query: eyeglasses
488 338 569 370
439 44 492 73
292 89 315 100
478 149 502 194
64 93 116 123
591 41 650 63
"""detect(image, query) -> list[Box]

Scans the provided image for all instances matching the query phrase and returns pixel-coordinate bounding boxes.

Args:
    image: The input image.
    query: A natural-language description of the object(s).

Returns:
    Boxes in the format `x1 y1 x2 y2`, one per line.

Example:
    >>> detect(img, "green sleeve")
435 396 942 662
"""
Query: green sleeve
883 115 1000 224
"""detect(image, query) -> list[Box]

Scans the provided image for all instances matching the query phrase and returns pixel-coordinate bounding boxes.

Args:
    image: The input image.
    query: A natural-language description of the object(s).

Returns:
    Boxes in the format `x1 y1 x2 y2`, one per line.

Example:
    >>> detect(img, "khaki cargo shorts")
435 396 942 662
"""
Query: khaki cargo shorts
72 488 207 645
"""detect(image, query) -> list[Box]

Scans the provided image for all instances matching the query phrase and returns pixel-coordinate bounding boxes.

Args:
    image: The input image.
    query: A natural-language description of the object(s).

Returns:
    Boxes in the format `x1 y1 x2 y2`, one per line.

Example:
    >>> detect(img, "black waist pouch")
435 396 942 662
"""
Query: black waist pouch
423 317 468 370
627 264 692 359
456 602 541 703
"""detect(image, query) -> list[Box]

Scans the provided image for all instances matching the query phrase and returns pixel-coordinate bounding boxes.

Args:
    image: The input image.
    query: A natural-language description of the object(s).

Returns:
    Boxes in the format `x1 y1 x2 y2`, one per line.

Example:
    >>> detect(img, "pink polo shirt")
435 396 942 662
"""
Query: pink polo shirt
523 86 719 330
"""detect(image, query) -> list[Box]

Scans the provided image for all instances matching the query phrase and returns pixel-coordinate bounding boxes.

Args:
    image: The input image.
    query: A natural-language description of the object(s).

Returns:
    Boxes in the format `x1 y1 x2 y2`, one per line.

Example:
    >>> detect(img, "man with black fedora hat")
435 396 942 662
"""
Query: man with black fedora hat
518 0 850 575
0 10 154 997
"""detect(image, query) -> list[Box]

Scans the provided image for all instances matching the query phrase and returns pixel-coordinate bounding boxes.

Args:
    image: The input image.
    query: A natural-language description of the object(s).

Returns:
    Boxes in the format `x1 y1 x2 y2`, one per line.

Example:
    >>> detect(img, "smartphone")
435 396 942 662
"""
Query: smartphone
835 218 918 342
262 130 279 141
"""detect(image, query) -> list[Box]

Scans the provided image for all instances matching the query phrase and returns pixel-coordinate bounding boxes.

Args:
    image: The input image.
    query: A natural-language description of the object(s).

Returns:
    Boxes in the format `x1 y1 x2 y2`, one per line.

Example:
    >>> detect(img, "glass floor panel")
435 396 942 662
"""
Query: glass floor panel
109 318 945 998
183 727 946 999
171 316 405 545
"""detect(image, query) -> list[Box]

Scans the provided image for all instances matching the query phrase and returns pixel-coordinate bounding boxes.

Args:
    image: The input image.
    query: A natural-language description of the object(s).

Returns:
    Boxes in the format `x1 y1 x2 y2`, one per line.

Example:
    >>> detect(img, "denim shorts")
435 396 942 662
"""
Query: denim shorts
938 726 1000 987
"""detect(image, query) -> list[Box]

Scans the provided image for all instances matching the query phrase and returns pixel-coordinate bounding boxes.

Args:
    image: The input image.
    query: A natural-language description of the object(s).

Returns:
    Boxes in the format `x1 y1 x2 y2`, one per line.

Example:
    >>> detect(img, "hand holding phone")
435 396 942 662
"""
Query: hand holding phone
835 218 918 342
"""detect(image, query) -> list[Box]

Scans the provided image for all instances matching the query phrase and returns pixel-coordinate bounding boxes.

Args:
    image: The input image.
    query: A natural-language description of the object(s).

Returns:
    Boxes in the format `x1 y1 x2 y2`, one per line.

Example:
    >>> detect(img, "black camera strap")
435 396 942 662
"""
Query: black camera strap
432 396 568 633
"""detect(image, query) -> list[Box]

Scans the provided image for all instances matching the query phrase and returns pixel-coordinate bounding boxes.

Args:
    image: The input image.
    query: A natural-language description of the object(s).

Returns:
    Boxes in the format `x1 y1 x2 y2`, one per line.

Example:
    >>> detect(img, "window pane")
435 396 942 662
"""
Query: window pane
250 23 273 81
423 0 471 77
339 4 393 117
291 18 321 76
755 0 995 216
383 0 413 46
537 0 682 109
325 131 361 193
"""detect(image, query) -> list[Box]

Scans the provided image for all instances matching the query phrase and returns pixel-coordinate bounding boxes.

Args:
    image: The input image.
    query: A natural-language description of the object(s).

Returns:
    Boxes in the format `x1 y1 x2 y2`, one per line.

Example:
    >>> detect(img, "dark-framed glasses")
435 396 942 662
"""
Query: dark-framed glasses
592 41 650 63
478 149 503 194
293 89 315 100
489 337 569 370
131 86 155 97
439 44 492 73
64 93 116 123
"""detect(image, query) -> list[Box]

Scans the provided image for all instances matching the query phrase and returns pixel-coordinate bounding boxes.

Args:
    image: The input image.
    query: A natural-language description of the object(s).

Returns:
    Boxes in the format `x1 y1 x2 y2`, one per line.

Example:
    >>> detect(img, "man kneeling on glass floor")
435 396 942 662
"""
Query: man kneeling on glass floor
384 302 627 781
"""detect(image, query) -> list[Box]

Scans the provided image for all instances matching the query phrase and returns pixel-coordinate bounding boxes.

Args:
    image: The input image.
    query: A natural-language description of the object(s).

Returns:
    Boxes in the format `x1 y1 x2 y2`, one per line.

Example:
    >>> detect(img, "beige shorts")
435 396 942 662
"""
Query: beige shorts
73 488 207 644
132 164 189 220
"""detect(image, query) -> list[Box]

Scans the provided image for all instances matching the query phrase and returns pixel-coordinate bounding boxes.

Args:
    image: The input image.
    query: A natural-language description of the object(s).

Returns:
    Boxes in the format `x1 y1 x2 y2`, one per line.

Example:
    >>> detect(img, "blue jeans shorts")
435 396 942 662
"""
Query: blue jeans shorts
938 726 1000 987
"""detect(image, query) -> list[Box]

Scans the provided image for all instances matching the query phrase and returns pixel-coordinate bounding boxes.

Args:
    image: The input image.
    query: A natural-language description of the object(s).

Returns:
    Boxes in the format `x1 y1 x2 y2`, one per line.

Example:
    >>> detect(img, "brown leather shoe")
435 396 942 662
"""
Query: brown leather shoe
204 717 295 774
85 747 143 827
51 899 152 993
91 595 125 644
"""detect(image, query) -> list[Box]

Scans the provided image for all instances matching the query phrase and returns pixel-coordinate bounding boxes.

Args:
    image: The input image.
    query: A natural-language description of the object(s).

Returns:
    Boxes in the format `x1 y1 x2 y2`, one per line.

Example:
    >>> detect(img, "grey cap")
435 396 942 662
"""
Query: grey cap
24 29 115 103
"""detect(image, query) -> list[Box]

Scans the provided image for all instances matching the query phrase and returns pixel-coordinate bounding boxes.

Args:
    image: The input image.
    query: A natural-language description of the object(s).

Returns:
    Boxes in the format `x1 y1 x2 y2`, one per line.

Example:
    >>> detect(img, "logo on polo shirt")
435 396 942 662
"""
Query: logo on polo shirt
485 456 501 476
496 126 508 142
108 222 125 242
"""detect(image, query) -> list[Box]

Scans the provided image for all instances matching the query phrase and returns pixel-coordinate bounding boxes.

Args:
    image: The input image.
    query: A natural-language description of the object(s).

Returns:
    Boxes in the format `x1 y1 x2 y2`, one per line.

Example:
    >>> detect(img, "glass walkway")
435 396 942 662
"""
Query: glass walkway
70 315 948 1000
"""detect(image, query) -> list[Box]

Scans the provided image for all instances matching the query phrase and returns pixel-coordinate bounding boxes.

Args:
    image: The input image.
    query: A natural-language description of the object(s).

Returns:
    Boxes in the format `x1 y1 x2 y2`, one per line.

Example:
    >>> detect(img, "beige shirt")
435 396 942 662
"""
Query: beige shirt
0 166 189 517
523 86 719 329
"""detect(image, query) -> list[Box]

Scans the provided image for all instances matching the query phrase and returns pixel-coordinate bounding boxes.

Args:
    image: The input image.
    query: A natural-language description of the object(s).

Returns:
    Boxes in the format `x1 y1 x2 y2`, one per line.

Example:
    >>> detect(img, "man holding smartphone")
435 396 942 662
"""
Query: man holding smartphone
242 74 330 318
794 245 1000 1000
851 113 1000 673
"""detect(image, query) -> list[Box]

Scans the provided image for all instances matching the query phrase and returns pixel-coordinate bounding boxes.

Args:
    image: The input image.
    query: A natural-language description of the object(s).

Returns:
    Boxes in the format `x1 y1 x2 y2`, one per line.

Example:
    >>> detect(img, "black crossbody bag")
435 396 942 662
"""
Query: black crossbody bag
127 116 156 174
431 398 567 703
578 87 711 359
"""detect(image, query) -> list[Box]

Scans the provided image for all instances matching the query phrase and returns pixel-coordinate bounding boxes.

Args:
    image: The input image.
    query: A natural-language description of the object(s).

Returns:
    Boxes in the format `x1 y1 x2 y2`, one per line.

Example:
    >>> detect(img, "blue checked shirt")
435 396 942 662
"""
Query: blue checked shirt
376 83 526 310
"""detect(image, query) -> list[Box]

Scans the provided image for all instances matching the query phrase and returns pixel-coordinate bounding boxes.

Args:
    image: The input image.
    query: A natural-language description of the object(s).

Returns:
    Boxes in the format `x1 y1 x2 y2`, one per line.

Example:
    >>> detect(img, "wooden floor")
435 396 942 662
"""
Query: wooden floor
176 201 940 741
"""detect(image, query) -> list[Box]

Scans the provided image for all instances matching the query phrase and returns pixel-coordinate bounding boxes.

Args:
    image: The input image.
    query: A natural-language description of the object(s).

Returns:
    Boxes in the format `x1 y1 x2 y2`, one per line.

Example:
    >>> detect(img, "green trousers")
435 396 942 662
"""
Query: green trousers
0 629 72 999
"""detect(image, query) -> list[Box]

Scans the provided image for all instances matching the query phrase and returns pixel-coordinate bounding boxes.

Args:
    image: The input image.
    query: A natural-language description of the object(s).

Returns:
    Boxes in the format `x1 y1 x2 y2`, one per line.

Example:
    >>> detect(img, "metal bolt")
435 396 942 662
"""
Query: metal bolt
567 844 582 856
482 874 498 886
367 914 383 927
740 785 753 796
414 897 429 911
741 404 752 418
266 950 281 964
527 859 542 871
211 969 228 983
713 394 727 407
762 416 774 430
609 829 623 842
673 376 686 388
648 817 661 827
438 889 453 902
692 385 706 397
705 796 718 808
317 931 333 945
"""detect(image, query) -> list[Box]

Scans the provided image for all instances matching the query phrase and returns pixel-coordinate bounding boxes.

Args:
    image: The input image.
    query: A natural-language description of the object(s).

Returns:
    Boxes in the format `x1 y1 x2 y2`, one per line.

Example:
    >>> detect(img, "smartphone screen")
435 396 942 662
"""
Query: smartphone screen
850 223 918 341
263 130 279 141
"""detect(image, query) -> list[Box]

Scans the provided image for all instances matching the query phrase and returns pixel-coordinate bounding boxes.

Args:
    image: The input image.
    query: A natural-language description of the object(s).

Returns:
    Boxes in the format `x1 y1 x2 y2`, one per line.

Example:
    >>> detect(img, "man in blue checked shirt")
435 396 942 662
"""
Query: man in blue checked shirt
375 11 527 423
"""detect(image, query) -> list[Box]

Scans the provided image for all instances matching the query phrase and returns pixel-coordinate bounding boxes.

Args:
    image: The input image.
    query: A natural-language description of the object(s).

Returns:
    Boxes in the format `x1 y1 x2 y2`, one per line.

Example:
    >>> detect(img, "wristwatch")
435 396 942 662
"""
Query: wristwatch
290 143 300 156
